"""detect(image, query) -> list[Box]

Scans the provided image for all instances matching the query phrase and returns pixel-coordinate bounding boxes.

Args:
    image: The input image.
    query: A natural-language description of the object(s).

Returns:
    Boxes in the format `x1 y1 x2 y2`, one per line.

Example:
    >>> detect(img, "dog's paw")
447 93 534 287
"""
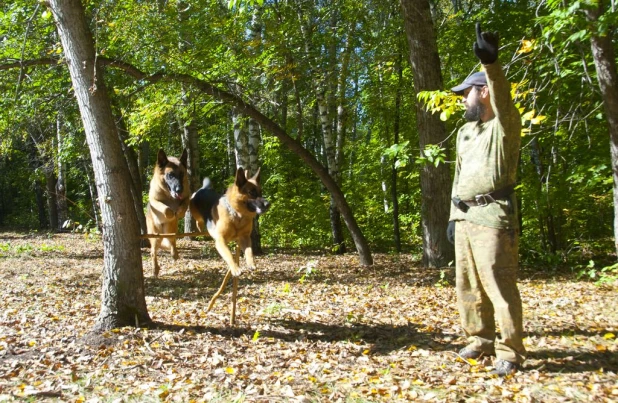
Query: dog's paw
230 265 242 277
246 264 256 271
164 207 175 219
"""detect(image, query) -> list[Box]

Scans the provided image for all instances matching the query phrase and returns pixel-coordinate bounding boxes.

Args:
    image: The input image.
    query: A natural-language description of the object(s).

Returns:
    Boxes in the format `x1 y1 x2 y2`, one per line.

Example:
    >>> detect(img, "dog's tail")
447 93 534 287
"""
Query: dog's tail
202 177 212 189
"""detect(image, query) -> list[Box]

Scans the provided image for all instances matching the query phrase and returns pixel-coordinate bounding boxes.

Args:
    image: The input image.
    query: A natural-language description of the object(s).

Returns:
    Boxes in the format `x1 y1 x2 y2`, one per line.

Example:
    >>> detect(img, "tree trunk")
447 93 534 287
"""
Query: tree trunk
114 110 147 237
226 125 236 177
179 88 200 234
45 167 58 231
56 113 68 229
391 47 403 253
84 160 101 230
48 0 150 331
248 118 264 255
176 3 199 235
35 180 47 229
233 109 249 169
138 142 150 189
400 0 454 268
586 3 618 257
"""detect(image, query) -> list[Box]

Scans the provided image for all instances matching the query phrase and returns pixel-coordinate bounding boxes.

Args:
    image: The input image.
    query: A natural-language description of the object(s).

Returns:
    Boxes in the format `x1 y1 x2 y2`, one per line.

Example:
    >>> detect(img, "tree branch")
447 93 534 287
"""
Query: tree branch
0 55 373 265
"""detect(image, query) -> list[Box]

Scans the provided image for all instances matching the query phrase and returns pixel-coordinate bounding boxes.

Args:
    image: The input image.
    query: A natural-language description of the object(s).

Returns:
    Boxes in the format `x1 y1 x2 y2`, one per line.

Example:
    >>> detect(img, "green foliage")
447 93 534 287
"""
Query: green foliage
416 144 447 168
434 269 451 288
39 243 65 252
297 260 318 284
576 260 618 285
417 90 462 122
0 0 616 271
262 302 283 315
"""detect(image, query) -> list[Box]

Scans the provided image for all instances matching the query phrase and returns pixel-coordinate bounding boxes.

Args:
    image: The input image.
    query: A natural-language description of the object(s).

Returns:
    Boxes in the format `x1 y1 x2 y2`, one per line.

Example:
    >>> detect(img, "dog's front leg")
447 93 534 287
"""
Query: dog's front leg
150 199 175 219
214 238 242 277
239 236 255 270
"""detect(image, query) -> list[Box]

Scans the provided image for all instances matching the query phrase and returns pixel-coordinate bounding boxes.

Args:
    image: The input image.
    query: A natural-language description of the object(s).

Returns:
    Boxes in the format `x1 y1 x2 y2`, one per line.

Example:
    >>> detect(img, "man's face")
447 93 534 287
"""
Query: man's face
463 86 484 122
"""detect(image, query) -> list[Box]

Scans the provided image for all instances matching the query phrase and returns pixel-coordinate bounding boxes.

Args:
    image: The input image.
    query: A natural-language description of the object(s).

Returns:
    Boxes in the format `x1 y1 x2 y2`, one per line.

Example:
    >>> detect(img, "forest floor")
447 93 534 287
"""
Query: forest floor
0 231 616 402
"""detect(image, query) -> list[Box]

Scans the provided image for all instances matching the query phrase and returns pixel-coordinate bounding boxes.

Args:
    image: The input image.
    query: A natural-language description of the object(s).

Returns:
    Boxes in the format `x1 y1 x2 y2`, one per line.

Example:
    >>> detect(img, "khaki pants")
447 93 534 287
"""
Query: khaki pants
455 220 526 364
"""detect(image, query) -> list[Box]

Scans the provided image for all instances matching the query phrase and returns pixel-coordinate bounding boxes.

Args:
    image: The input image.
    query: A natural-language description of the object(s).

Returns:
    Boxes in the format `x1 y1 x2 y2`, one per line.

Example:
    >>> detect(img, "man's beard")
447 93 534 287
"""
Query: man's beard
464 103 484 122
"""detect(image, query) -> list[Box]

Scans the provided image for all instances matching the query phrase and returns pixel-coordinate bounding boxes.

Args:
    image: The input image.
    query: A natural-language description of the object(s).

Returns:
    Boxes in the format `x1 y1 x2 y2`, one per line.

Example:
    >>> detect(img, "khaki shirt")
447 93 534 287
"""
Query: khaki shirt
449 62 521 230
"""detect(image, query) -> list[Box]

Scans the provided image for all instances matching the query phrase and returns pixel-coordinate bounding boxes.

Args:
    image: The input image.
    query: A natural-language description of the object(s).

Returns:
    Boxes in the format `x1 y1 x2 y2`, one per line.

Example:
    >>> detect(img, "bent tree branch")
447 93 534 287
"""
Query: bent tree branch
1 57 373 265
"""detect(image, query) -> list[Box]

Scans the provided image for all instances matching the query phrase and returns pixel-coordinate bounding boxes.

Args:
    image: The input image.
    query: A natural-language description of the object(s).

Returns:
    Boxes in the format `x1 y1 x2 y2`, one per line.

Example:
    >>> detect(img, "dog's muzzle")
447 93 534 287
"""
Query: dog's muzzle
249 198 270 215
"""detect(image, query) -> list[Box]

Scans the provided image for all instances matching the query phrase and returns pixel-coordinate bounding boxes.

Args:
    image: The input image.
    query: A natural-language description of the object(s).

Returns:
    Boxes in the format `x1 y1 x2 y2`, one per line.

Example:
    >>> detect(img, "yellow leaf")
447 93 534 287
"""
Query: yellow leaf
531 115 547 124
363 349 370 355
28 340 36 347
603 333 615 340
518 39 536 54
466 358 478 366
225 367 235 374
522 110 536 121
407 345 417 351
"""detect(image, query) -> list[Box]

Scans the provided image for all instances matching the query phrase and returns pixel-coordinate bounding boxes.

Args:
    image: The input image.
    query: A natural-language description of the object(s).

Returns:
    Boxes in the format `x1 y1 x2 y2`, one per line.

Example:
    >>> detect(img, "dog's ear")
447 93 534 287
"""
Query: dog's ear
180 149 188 168
157 149 168 168
235 167 247 188
249 167 261 184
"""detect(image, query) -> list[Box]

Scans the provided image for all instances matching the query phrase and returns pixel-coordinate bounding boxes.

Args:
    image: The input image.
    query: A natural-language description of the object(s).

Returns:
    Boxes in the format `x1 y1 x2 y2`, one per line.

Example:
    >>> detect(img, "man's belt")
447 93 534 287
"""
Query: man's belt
452 184 515 213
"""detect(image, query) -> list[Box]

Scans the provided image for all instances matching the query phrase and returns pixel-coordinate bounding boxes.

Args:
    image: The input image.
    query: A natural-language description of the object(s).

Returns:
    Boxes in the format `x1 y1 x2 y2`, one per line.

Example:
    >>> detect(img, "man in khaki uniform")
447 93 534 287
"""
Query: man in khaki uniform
447 23 525 376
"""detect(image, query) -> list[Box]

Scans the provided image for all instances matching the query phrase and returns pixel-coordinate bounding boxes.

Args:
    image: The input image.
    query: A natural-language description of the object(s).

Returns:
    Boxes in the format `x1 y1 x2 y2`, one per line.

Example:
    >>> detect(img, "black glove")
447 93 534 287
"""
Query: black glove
447 221 455 244
473 22 499 65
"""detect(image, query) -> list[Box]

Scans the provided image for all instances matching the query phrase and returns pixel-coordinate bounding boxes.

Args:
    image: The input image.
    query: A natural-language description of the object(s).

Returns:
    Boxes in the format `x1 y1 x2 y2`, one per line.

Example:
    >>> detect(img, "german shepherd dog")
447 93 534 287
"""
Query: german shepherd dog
190 167 270 277
146 149 190 277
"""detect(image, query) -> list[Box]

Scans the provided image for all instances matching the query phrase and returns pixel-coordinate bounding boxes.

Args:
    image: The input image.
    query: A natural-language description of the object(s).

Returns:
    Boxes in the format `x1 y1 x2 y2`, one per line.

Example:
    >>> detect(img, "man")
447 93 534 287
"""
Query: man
447 23 525 376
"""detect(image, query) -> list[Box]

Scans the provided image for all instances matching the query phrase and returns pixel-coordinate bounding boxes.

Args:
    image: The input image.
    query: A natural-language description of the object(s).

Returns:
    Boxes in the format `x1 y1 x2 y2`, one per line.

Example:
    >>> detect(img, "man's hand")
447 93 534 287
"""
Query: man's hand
473 22 499 65
447 221 455 244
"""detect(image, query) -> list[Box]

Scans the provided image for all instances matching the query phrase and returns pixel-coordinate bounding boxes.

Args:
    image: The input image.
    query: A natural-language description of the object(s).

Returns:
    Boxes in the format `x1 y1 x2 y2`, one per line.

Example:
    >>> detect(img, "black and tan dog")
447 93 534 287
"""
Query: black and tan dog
190 167 270 277
146 148 190 277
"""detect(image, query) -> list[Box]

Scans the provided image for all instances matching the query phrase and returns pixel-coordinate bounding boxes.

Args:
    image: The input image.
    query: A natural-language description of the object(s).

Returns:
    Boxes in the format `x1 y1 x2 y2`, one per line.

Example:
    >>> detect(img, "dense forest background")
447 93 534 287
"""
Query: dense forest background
0 0 616 273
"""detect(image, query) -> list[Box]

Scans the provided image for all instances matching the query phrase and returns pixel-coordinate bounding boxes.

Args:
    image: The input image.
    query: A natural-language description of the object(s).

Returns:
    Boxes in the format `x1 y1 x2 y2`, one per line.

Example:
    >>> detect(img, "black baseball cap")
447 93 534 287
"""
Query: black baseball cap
451 71 487 95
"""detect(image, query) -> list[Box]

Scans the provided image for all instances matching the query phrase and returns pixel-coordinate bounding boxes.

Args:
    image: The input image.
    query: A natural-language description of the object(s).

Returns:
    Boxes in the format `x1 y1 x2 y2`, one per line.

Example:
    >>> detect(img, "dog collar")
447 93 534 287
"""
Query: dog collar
222 196 240 218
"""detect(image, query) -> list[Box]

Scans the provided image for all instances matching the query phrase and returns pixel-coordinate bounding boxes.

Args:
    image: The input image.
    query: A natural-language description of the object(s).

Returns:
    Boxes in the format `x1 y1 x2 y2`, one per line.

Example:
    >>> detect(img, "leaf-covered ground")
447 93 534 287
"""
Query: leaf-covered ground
0 232 616 402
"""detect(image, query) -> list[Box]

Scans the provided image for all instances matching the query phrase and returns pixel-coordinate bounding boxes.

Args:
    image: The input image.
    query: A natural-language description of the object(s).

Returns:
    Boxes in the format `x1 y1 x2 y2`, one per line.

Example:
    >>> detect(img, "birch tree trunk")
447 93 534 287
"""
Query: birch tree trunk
48 0 150 331
298 5 347 253
400 0 454 268
233 109 249 169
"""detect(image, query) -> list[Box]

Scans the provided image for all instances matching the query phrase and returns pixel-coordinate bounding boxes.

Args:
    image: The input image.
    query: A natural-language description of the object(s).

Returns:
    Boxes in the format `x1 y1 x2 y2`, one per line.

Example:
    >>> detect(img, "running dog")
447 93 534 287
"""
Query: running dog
146 148 190 277
189 167 270 277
